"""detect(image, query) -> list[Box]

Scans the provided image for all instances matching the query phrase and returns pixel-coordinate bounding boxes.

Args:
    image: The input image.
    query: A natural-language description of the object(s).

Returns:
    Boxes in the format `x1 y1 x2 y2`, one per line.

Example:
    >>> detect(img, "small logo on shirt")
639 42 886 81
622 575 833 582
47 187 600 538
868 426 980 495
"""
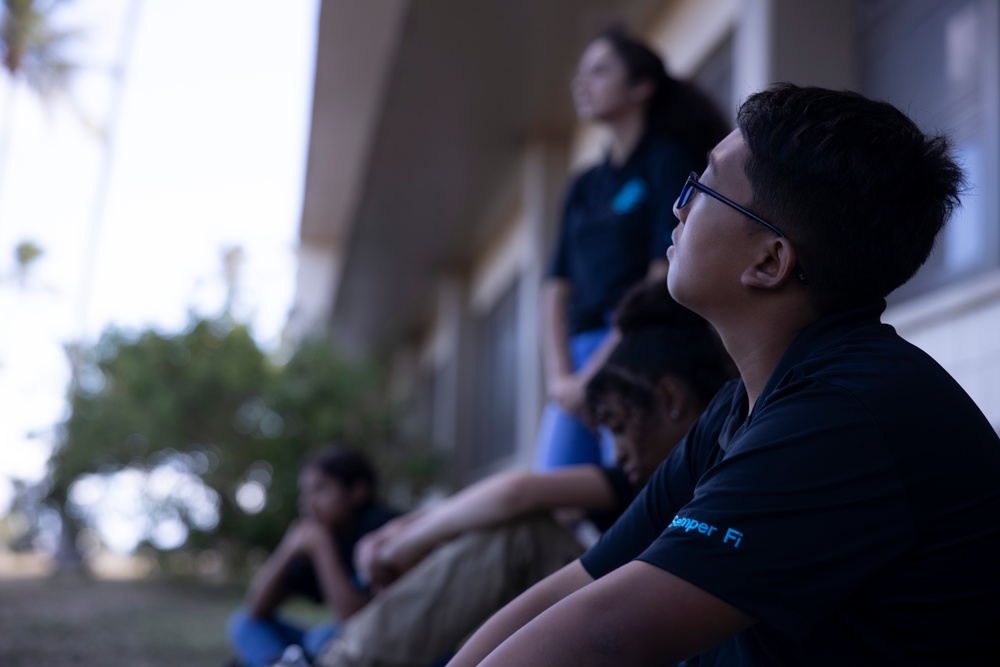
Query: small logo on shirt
670 515 744 549
611 178 648 214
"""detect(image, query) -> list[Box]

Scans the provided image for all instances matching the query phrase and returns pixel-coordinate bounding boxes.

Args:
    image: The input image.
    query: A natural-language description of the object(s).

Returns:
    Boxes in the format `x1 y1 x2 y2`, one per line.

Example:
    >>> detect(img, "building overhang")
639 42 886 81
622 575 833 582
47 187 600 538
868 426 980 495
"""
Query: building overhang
300 0 666 354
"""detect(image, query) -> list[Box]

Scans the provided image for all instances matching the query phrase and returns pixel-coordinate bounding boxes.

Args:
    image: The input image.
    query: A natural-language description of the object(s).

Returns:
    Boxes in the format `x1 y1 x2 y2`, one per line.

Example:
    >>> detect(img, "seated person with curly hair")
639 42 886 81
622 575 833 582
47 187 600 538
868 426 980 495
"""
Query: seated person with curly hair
314 281 734 667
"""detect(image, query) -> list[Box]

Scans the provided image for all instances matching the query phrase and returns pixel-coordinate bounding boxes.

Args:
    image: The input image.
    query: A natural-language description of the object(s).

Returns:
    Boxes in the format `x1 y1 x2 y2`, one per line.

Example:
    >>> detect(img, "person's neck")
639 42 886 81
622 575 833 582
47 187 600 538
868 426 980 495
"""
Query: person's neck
606 111 646 166
715 301 817 413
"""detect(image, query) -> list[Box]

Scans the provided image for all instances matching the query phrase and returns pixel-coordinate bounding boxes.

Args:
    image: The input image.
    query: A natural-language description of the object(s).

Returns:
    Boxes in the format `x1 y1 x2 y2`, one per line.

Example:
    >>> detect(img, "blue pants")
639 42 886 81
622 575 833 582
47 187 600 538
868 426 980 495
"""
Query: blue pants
228 607 339 667
534 328 615 471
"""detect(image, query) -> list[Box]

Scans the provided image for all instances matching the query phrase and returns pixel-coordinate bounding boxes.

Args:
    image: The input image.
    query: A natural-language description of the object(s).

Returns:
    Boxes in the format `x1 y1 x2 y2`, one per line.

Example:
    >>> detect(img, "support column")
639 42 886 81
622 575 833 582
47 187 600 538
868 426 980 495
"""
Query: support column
516 139 569 466
734 0 856 105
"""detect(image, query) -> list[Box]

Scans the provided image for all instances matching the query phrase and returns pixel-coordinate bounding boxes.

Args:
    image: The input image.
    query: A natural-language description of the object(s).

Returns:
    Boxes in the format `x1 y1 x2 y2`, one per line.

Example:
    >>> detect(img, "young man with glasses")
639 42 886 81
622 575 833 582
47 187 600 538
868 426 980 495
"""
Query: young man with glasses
448 84 1000 666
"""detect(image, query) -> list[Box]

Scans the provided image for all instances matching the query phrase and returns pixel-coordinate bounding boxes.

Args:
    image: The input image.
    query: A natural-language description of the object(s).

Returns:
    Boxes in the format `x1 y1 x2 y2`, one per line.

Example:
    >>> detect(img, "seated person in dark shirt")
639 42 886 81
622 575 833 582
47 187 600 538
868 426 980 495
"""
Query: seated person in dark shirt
449 85 1000 666
227 446 400 667
312 281 734 667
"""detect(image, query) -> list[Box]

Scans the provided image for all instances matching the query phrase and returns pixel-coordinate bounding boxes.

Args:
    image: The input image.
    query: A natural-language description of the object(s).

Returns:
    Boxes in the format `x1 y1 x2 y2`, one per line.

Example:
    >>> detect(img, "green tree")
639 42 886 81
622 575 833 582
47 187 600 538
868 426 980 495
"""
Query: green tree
0 0 80 215
49 317 436 573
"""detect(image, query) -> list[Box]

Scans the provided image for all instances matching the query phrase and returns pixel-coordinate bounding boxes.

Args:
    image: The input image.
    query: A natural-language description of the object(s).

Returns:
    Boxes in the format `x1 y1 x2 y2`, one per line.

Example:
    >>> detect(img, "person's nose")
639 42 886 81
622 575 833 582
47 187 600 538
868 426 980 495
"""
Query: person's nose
672 194 686 223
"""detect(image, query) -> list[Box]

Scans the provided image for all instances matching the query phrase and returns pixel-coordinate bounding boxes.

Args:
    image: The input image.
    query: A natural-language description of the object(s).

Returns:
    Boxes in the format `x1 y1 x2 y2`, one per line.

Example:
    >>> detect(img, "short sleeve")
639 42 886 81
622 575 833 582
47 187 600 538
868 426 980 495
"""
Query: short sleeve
579 382 739 579
637 382 912 641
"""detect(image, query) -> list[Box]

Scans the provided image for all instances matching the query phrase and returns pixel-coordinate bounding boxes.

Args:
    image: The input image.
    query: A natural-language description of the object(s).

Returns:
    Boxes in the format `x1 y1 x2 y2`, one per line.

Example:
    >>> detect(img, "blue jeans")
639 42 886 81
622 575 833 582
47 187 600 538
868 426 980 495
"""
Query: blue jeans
228 607 339 667
534 328 615 471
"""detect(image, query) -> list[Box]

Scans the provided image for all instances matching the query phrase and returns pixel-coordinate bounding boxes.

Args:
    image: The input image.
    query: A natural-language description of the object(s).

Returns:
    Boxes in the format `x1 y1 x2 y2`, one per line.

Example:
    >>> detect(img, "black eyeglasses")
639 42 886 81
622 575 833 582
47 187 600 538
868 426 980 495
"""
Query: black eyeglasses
676 172 808 284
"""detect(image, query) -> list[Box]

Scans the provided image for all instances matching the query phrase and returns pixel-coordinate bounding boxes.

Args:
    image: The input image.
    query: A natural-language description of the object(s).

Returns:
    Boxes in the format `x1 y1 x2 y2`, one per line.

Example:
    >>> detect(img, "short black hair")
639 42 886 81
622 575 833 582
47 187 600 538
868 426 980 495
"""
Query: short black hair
737 84 965 312
305 445 377 496
585 281 735 421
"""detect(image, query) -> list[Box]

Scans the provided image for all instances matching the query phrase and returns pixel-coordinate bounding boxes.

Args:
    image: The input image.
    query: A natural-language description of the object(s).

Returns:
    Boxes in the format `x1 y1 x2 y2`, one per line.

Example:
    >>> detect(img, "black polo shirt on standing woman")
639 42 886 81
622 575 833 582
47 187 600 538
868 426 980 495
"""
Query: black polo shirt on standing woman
548 133 696 334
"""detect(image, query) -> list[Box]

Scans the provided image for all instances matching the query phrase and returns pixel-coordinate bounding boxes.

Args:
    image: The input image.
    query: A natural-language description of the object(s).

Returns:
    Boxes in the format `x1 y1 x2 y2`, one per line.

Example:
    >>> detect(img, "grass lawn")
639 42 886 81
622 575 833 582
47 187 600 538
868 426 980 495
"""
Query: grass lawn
0 573 327 666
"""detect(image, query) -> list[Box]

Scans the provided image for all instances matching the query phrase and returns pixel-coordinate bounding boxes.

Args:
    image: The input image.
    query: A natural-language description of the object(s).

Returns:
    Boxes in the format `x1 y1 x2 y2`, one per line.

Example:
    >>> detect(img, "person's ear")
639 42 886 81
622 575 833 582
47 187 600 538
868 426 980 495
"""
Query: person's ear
741 237 800 289
654 376 687 422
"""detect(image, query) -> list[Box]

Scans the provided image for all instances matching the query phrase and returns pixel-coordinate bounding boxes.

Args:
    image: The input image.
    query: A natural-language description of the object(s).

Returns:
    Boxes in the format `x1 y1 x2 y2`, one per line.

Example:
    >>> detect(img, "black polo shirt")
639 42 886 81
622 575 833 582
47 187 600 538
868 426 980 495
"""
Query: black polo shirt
548 134 696 334
285 501 400 601
581 301 1000 665
586 466 637 533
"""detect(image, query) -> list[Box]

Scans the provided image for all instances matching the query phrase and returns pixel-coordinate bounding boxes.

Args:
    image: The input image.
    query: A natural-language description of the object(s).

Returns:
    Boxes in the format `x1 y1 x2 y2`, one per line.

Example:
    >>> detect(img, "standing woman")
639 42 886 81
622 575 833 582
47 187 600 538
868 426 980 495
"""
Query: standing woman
536 28 729 470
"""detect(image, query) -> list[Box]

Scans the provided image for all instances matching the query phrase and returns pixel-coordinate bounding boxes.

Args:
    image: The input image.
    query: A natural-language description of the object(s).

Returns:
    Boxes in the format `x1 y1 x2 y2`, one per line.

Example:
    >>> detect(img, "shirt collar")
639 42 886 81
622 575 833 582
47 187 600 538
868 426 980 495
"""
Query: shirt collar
717 299 887 452
756 299 887 413
602 130 654 173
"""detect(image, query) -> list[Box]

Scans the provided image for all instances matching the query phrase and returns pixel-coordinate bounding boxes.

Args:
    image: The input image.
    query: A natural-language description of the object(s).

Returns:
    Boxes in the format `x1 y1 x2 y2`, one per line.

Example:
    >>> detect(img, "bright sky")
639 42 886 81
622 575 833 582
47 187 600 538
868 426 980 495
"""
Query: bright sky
0 0 320 521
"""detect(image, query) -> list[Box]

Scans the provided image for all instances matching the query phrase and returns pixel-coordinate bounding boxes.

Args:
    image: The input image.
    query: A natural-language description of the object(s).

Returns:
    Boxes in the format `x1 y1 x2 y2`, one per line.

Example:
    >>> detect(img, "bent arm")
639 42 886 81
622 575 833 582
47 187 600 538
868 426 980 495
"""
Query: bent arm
470 560 755 666
379 466 615 571
448 559 594 667
248 521 371 620
569 327 620 394
355 511 425 587
307 535 371 619
541 278 574 389
567 257 668 411
245 540 297 618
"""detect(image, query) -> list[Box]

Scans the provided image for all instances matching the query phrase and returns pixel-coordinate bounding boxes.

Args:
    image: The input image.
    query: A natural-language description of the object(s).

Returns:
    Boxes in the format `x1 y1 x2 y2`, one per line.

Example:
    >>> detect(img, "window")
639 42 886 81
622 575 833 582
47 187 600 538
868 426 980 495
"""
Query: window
471 280 519 468
857 0 1000 300
692 31 736 124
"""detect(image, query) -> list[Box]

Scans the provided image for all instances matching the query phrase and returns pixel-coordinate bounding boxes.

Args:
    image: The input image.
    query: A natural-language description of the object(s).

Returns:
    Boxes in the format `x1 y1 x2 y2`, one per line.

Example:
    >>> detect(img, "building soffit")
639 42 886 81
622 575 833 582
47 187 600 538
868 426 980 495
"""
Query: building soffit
307 0 669 355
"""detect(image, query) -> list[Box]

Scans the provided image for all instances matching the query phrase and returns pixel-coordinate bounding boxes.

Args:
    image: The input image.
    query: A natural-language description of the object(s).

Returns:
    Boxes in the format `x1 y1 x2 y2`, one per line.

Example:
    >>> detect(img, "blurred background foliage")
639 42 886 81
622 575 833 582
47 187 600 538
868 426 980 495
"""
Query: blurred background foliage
40 316 438 576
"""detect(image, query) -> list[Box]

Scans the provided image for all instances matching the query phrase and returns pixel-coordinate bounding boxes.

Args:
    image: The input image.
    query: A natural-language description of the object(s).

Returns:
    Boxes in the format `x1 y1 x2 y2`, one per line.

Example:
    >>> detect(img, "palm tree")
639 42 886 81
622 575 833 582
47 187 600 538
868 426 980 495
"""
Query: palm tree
2 1 84 573
13 237 42 287
0 0 79 224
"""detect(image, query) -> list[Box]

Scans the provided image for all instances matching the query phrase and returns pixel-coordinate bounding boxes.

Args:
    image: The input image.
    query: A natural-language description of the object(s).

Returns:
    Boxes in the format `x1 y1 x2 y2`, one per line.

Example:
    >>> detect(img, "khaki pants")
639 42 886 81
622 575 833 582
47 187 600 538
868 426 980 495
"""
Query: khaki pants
314 514 584 667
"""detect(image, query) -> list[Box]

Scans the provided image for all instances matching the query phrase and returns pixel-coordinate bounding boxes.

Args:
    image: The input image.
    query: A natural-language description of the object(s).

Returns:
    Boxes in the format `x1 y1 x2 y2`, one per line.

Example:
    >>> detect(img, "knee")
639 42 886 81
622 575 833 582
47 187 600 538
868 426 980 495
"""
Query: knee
227 606 254 644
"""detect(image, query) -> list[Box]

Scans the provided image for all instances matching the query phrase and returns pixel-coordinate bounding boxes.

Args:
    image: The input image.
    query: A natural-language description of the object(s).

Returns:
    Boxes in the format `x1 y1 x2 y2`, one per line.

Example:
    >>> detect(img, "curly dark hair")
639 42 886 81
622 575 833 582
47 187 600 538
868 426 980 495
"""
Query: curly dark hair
585 281 735 423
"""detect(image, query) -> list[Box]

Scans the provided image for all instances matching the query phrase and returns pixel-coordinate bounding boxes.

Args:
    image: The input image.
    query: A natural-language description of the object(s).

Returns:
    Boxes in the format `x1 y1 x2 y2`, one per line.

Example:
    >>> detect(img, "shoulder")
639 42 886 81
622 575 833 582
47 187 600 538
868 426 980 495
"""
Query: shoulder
779 320 968 419
746 321 997 484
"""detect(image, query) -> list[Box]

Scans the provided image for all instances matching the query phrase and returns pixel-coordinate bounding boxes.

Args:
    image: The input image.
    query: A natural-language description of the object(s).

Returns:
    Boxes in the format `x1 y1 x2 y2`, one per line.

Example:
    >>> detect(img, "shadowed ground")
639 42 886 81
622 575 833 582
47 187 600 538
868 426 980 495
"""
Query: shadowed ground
0 575 249 666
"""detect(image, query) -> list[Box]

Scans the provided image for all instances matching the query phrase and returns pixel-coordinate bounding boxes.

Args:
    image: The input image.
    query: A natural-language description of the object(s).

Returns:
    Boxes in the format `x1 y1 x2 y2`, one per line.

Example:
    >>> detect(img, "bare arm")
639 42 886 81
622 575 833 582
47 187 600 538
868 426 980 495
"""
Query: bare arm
465 561 755 666
568 328 620 397
376 466 615 578
305 524 371 619
354 511 425 589
246 520 370 620
569 258 669 387
541 278 574 391
568 258 669 411
543 278 617 415
448 559 594 667
542 259 665 416
245 528 299 618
